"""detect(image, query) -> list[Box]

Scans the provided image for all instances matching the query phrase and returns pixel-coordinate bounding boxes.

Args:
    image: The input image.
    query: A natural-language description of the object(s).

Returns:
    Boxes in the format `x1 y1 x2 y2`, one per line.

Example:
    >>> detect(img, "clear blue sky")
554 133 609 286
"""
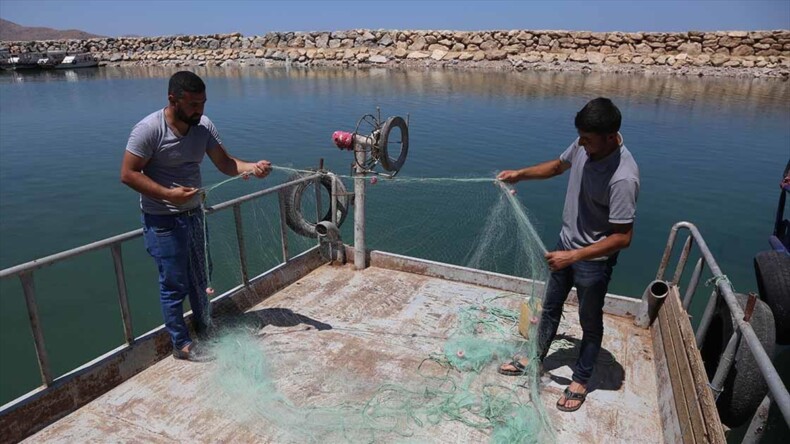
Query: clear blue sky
1 1 788 37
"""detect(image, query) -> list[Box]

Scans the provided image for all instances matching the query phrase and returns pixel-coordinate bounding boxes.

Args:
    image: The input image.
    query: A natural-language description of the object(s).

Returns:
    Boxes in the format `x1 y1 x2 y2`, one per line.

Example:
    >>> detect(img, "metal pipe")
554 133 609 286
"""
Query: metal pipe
682 258 704 310
206 173 321 213
354 141 367 270
19 272 53 386
672 235 693 285
656 224 680 281
672 221 790 425
695 289 719 347
315 176 322 247
110 244 134 344
709 329 741 401
233 204 249 286
0 229 142 279
277 191 289 263
635 280 670 328
741 395 772 444
0 174 321 281
330 173 338 225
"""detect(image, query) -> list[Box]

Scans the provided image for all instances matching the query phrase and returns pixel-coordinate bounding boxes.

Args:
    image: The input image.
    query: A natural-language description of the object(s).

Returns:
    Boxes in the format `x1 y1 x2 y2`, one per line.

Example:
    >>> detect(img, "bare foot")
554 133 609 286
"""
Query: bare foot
558 381 587 410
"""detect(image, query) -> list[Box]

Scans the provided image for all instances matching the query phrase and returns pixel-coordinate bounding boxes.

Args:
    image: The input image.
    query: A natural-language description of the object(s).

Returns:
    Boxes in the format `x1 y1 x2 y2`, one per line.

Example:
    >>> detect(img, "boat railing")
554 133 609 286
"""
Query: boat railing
656 221 790 436
0 171 326 391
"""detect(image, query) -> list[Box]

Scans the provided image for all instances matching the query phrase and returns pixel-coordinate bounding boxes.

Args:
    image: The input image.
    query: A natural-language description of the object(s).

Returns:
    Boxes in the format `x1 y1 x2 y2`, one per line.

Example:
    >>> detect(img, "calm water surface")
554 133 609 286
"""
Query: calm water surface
0 67 788 436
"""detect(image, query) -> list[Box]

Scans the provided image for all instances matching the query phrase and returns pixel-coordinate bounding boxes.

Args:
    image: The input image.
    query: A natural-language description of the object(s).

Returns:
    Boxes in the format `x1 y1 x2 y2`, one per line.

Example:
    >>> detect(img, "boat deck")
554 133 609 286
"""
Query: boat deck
24 259 662 443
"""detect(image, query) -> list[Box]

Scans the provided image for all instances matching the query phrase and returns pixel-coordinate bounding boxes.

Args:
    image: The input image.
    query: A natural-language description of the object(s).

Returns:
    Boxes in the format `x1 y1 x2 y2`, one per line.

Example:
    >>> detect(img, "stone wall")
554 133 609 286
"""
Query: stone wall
4 29 790 76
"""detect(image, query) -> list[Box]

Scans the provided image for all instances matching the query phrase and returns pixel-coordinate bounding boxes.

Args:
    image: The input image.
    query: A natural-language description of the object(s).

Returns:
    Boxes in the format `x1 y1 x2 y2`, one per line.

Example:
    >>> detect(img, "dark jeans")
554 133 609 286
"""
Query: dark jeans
142 210 210 350
537 242 617 385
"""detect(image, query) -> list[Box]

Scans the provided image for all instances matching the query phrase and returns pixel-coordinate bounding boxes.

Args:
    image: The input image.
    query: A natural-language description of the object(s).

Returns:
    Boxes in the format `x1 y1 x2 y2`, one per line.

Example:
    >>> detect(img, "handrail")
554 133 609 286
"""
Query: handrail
657 221 790 427
0 172 327 390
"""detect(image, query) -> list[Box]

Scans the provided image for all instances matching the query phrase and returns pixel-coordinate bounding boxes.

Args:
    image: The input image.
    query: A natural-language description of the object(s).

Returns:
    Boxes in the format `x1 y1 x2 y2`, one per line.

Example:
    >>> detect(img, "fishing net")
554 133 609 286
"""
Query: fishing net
188 165 554 443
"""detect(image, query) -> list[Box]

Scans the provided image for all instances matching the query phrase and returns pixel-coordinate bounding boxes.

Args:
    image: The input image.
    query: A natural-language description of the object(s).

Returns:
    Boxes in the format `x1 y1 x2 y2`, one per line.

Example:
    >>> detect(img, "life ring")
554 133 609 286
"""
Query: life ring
700 293 776 427
377 116 409 173
281 173 349 238
754 251 790 344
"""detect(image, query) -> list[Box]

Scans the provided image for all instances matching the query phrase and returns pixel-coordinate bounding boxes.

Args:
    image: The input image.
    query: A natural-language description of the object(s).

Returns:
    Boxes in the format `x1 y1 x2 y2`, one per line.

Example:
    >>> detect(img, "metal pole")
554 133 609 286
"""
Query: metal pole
695 289 719 347
682 258 704 310
709 330 740 401
741 395 772 444
656 224 680 281
672 235 693 285
635 280 669 328
354 142 367 270
233 204 249 286
315 176 323 248
19 272 53 386
110 244 134 344
277 191 289 263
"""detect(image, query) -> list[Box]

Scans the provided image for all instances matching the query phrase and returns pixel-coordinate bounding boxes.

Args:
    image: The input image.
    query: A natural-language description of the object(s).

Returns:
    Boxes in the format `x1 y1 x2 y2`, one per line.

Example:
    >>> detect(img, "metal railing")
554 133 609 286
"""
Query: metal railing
657 221 790 431
0 172 325 390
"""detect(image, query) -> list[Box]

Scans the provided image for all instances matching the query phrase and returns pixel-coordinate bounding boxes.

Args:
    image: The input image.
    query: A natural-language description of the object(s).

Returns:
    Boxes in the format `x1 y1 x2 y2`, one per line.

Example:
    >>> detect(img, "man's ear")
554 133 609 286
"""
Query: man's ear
167 93 177 105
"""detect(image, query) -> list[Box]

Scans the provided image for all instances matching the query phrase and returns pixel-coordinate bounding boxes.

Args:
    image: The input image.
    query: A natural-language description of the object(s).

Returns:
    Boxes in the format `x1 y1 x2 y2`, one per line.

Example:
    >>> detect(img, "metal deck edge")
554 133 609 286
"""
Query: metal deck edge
368 250 641 319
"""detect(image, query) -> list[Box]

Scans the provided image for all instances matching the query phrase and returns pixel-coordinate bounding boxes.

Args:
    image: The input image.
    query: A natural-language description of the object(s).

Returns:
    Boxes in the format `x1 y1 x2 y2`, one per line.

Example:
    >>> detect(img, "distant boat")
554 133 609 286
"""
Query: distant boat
51 53 98 69
10 52 45 70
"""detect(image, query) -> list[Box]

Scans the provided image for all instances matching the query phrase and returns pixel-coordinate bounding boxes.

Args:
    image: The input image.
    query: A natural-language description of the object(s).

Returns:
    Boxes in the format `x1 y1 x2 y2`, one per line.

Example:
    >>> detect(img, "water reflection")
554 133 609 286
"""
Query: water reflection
2 65 788 112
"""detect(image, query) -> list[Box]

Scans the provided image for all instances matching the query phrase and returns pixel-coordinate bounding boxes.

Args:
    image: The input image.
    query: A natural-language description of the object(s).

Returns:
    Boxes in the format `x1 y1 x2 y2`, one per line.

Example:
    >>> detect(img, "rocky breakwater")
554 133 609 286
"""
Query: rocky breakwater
4 29 789 78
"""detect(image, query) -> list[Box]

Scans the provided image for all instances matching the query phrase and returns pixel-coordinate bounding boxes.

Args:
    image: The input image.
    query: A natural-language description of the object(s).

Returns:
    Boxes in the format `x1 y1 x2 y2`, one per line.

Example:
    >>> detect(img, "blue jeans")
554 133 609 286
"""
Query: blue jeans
537 242 617 385
142 210 210 350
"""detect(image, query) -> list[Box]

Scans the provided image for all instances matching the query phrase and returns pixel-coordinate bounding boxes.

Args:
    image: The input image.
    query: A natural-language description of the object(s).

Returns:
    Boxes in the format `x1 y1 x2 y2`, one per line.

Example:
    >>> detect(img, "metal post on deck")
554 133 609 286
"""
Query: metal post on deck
682 258 704 310
19 272 53 386
672 235 693 285
232 204 250 286
635 280 670 328
709 293 757 400
354 141 367 270
278 191 290 263
110 243 134 344
315 159 324 248
741 395 772 444
695 289 719 347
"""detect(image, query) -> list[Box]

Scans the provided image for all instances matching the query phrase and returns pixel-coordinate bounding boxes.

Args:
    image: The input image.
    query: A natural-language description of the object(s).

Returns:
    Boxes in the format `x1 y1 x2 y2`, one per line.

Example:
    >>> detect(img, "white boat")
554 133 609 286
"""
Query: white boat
52 53 98 69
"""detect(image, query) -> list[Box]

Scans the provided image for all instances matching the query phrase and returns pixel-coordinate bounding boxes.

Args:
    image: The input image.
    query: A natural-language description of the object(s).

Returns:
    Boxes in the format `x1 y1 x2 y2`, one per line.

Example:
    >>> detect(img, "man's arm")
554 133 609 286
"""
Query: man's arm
120 151 197 205
206 143 272 178
545 223 633 271
497 159 571 184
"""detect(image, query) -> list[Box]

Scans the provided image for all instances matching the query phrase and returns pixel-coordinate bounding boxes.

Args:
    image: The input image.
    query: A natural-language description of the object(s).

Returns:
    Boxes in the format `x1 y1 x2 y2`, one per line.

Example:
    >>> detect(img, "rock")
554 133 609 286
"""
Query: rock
470 35 484 45
316 34 330 48
524 54 542 63
430 49 447 60
728 31 748 38
355 52 369 61
394 48 408 58
635 43 652 54
742 60 755 67
271 50 286 60
723 59 741 67
428 44 450 51
485 50 508 60
541 53 555 62
110 53 123 62
718 36 742 48
678 42 702 55
641 57 655 65
379 34 393 46
656 55 669 65
604 55 620 64
409 36 427 51
587 52 605 64
692 54 711 66
480 40 499 51
458 52 474 61
328 39 342 49
472 51 486 61
331 31 347 39
569 53 588 62
619 53 634 63
451 43 465 52
556 53 569 62
369 55 388 63
361 31 376 42
406 51 430 59
220 59 238 67
616 43 634 54
254 49 264 57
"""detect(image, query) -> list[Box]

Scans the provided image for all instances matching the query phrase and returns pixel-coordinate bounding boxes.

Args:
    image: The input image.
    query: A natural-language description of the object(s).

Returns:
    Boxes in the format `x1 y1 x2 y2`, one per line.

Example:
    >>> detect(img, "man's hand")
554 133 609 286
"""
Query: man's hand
246 160 272 179
545 250 578 272
167 186 199 205
497 170 521 184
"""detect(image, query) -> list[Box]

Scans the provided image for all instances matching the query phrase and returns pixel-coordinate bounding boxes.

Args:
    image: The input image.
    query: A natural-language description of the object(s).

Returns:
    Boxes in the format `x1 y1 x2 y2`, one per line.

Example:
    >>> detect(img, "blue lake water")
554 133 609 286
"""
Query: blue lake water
0 67 788 435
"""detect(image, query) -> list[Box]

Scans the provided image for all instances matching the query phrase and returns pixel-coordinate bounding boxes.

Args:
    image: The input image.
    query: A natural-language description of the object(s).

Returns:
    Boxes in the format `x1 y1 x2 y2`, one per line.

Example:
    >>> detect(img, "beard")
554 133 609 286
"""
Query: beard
175 106 201 126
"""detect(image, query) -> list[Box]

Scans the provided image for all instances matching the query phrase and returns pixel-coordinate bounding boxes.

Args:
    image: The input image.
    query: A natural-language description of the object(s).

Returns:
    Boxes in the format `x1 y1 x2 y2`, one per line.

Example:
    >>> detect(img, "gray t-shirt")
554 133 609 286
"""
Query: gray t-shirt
558 138 640 259
125 109 222 215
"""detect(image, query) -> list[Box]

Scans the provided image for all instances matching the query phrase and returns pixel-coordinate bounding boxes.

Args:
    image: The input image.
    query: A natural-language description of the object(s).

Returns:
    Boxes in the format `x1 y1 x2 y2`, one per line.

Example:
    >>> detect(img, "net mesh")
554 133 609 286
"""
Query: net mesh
189 166 555 443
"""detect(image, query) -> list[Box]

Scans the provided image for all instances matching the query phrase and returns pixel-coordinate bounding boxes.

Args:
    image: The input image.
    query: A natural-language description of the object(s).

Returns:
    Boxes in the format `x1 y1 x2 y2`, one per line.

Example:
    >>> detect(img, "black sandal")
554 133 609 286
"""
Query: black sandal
498 358 528 376
557 387 587 412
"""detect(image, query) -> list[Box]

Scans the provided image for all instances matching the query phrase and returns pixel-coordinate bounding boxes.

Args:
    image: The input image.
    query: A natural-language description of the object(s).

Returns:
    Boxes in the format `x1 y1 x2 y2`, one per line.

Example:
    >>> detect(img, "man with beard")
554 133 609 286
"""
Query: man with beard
120 71 271 361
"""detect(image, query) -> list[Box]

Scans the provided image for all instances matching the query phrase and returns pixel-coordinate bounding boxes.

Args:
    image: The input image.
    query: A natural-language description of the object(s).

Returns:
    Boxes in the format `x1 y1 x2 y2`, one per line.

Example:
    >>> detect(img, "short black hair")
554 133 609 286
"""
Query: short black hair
168 71 205 99
574 97 621 134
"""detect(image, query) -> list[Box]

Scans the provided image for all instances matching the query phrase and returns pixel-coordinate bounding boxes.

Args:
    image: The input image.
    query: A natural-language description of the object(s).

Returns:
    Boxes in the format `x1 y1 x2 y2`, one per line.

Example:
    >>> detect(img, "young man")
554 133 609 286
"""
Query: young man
497 98 640 412
120 71 271 361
